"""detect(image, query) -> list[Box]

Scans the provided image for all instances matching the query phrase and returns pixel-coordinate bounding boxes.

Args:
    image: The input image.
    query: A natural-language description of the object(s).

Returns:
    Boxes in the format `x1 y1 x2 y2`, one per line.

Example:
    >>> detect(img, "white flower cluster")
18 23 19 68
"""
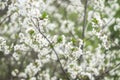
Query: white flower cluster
0 0 120 80
0 37 10 55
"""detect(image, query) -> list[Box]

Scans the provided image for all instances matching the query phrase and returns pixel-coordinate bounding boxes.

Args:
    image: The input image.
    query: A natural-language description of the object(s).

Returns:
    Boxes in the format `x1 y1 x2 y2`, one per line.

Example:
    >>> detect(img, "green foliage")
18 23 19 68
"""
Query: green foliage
28 29 35 35
68 13 78 21
57 36 63 43
41 11 47 19
92 18 98 24
71 38 76 45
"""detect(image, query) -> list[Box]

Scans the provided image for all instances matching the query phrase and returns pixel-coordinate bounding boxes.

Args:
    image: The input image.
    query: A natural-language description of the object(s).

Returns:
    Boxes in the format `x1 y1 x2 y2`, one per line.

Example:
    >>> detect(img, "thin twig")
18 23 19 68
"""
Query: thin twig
86 18 114 41
94 62 120 80
109 62 120 72
31 18 70 80
0 14 12 26
102 18 113 29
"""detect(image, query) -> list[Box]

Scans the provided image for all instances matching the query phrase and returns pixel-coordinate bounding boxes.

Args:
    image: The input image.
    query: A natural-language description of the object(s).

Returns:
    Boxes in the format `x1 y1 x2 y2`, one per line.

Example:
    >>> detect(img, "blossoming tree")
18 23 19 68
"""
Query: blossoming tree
0 0 120 80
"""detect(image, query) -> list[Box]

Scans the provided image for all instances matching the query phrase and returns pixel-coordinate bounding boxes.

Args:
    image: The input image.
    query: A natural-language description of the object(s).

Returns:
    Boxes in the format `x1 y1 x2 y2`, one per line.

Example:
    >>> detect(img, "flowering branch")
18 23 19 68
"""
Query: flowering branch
31 19 70 80
86 18 114 41
94 62 120 80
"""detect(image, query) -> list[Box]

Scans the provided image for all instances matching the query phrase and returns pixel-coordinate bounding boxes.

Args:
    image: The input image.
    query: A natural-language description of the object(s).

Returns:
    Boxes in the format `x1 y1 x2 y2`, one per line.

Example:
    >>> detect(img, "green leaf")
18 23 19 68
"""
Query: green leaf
70 64 74 68
28 29 35 35
43 0 46 3
71 38 76 44
50 44 54 48
71 48 76 51
41 11 47 19
57 36 62 43
92 18 98 24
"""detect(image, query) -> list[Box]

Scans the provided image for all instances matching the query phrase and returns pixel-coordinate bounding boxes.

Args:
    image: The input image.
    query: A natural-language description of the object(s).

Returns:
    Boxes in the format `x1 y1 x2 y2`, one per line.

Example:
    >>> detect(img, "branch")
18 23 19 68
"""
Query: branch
31 19 70 80
109 62 120 72
94 62 120 80
77 0 88 64
81 0 88 50
86 18 114 41
0 13 12 26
